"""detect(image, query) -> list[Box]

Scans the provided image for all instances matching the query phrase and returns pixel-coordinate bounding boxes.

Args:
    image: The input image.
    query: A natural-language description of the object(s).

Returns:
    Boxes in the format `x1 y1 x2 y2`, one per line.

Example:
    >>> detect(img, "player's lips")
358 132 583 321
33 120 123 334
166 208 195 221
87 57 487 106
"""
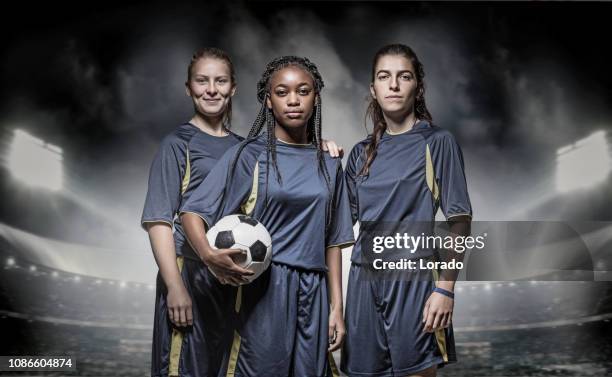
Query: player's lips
385 95 403 99
203 98 221 102
284 110 304 118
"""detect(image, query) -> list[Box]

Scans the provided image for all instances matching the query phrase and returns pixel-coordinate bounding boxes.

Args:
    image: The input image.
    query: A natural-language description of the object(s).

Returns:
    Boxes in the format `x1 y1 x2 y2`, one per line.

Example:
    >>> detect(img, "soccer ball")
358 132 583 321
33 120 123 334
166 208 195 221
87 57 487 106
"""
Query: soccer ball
206 214 272 284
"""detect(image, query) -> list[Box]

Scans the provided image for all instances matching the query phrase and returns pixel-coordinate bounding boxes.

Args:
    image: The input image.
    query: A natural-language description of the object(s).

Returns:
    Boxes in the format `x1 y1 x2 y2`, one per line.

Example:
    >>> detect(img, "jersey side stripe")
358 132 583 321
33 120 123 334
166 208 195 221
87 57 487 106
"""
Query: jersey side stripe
240 161 259 216
181 147 191 195
425 144 440 203
168 257 185 375
225 285 243 376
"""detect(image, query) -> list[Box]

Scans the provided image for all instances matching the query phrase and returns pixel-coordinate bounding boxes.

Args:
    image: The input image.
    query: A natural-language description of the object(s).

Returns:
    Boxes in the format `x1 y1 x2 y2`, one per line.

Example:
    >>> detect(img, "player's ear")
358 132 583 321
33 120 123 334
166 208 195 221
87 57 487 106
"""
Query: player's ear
369 82 377 100
230 83 237 97
185 81 192 97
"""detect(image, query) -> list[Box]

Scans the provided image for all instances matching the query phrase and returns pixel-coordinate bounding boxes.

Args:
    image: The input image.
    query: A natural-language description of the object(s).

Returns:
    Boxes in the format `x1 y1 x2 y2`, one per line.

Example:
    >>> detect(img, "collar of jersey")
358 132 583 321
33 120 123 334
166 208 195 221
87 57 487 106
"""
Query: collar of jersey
275 137 316 148
185 122 233 138
383 120 430 137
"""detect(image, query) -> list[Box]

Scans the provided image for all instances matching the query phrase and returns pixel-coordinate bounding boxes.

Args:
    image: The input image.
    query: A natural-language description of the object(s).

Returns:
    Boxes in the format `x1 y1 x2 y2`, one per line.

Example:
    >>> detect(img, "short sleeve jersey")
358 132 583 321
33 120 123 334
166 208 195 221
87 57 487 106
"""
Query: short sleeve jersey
180 134 355 271
141 123 243 259
345 120 472 263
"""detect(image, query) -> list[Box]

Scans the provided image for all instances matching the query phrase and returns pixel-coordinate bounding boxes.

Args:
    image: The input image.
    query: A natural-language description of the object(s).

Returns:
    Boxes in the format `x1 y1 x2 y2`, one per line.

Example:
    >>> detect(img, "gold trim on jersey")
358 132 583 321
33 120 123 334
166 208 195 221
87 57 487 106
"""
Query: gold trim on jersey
326 241 355 249
240 162 259 216
425 144 440 204
181 148 191 195
141 219 173 229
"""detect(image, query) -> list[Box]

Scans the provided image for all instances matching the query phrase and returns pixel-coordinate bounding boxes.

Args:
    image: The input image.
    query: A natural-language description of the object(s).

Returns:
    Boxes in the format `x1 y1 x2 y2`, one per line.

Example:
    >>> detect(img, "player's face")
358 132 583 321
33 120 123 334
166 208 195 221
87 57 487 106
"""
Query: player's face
266 66 315 129
186 57 236 118
370 55 418 119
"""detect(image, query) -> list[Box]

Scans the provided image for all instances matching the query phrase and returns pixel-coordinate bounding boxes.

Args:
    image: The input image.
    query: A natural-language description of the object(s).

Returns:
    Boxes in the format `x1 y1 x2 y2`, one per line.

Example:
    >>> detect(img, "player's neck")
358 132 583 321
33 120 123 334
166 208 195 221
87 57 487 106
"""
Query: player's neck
275 123 309 144
384 111 418 135
190 114 227 136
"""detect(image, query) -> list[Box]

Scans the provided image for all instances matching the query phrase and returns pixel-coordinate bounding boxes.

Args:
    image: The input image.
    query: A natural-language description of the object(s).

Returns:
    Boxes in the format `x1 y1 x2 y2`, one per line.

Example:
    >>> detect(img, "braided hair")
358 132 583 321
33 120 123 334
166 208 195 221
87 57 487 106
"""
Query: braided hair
229 56 334 229
359 44 432 176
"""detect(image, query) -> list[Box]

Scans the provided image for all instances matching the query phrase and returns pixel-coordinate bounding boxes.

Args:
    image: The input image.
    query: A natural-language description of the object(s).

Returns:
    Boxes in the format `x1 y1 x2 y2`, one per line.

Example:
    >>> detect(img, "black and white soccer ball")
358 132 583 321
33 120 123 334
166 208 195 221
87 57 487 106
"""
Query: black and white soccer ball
206 214 272 284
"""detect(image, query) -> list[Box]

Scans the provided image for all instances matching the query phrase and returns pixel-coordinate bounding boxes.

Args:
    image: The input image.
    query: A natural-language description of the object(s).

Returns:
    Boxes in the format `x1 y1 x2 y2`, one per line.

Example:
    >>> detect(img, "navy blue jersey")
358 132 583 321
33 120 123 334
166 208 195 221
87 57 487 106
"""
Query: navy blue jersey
346 120 472 263
180 134 355 271
141 123 243 259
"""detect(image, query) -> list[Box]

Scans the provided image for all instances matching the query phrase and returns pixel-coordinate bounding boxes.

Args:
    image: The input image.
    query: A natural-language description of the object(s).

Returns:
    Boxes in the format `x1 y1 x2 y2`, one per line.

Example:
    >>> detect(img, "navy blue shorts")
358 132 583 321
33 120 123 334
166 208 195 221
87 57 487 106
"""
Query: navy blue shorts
151 256 236 377
341 263 456 377
218 262 339 377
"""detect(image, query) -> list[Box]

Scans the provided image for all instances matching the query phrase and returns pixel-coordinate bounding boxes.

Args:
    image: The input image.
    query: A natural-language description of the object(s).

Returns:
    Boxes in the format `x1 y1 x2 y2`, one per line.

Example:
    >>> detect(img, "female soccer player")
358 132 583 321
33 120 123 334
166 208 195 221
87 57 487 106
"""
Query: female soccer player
341 44 472 377
142 47 245 377
180 56 354 377
141 48 345 376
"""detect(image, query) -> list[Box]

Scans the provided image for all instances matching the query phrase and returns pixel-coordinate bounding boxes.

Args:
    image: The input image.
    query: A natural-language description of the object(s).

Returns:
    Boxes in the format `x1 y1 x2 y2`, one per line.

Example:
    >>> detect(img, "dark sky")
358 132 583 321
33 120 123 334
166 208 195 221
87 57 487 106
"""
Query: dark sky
2 1 612 248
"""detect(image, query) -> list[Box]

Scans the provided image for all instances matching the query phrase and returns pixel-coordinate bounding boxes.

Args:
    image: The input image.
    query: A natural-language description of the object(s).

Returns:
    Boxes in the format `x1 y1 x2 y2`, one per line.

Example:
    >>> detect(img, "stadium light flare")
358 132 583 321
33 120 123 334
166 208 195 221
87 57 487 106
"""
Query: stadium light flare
29 265 37 272
6 257 15 266
556 130 611 193
6 129 64 191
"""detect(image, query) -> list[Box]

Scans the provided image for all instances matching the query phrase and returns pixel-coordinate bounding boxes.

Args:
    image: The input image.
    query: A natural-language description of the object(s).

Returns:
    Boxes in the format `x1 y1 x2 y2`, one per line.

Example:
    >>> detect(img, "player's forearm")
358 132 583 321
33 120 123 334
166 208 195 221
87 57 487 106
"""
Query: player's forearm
180 212 214 263
438 215 472 289
146 223 184 290
326 246 343 313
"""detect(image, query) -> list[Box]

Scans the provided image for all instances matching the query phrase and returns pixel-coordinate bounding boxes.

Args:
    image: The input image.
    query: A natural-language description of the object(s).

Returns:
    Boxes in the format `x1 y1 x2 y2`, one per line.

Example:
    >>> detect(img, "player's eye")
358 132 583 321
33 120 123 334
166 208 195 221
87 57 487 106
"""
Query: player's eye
298 87 311 96
400 73 413 81
377 73 390 81
217 78 228 84
275 89 287 96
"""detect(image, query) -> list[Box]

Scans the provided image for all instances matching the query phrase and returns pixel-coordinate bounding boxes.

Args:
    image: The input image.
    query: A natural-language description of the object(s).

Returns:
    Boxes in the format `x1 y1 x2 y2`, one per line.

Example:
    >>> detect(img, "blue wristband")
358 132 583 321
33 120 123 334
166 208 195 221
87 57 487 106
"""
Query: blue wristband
433 287 455 299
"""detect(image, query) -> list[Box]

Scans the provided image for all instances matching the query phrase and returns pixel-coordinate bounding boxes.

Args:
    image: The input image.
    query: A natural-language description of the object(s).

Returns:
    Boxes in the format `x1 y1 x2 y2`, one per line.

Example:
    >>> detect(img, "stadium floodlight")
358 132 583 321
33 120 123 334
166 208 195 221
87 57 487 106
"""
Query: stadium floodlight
6 257 15 266
29 265 37 272
6 129 64 191
556 130 611 193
